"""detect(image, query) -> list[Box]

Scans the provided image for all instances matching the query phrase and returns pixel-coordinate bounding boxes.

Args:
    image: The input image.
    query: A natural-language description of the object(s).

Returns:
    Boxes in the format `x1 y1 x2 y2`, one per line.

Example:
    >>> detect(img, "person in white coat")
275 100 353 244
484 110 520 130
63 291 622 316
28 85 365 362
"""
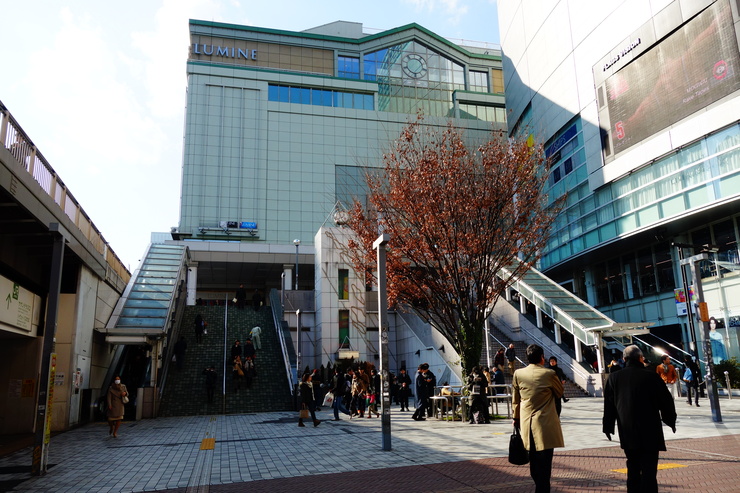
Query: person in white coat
250 326 262 349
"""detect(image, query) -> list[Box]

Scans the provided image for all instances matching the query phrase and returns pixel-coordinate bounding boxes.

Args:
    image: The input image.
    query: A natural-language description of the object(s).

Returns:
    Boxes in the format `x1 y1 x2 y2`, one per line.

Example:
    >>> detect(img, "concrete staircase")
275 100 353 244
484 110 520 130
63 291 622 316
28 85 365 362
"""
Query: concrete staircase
159 305 293 416
482 324 588 399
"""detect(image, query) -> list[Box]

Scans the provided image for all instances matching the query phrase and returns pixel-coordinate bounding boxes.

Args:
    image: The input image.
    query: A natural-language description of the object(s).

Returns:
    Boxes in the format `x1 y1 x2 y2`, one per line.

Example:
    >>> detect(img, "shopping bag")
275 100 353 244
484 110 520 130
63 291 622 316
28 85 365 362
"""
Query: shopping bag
508 426 529 465
322 392 335 407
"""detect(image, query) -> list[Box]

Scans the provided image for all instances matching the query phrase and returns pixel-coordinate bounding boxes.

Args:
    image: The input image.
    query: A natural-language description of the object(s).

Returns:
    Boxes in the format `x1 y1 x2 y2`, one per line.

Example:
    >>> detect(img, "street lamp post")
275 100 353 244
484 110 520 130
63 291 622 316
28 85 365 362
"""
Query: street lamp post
293 239 300 291
373 233 391 451
295 309 301 410
280 272 285 307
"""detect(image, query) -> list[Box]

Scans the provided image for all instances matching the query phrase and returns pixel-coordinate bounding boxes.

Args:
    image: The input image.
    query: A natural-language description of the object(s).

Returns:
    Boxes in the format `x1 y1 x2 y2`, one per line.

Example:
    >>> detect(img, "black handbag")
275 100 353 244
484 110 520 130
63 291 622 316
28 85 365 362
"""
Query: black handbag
508 426 529 465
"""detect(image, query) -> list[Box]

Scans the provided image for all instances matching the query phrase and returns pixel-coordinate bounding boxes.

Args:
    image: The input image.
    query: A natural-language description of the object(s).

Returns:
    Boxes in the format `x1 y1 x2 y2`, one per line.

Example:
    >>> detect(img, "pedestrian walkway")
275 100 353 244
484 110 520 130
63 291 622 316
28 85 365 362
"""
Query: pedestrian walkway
1 396 738 492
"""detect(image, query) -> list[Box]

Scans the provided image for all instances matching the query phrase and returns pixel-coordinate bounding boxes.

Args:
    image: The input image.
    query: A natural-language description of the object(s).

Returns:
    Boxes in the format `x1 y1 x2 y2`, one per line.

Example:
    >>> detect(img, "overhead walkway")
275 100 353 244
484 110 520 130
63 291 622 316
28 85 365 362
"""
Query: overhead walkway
95 243 190 414
102 243 189 343
497 259 650 371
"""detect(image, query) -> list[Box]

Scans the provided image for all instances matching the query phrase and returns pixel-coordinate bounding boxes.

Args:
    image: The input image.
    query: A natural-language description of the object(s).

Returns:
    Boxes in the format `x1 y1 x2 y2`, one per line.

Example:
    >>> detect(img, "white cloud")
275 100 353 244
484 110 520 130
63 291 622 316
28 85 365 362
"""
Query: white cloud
403 0 470 26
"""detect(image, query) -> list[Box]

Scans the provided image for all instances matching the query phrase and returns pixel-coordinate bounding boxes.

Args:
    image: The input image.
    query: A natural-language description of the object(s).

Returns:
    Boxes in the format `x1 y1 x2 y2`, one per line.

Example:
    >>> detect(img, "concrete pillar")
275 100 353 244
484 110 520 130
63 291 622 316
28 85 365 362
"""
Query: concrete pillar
595 333 605 374
505 288 512 302
554 323 562 344
283 265 294 290
536 308 543 329
574 339 583 364
186 263 198 305
519 295 526 315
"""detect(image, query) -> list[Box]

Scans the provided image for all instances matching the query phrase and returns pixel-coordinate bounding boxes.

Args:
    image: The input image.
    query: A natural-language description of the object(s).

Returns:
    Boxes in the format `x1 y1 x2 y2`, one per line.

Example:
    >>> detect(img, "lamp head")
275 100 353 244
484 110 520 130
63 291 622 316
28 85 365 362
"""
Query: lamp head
293 239 301 246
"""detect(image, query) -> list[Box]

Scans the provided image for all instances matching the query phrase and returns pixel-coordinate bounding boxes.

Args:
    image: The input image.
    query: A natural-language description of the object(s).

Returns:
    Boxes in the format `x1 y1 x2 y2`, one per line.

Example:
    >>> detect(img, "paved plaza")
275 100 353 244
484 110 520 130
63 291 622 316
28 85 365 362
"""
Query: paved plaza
1 396 739 492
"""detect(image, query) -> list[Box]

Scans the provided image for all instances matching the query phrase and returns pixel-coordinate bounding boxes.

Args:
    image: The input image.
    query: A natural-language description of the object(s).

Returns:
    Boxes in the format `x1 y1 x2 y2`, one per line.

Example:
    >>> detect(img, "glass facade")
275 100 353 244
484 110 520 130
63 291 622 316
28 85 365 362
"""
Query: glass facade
542 122 740 269
268 84 373 110
591 243 675 307
690 216 740 279
364 40 465 116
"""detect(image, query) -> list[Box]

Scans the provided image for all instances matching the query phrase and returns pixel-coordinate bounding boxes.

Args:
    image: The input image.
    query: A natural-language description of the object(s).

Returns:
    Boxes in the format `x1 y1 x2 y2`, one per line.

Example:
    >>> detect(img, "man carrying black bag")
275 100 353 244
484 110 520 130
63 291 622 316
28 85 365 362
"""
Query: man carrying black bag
512 344 564 493
508 426 529 465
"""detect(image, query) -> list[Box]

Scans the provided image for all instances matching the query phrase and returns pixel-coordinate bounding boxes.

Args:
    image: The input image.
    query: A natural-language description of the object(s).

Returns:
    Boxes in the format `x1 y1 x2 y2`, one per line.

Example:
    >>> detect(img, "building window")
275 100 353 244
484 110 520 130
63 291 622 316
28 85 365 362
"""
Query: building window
338 55 360 79
268 84 373 110
339 310 350 348
636 248 657 295
592 243 676 307
458 103 506 123
469 70 489 92
491 68 504 93
338 269 349 300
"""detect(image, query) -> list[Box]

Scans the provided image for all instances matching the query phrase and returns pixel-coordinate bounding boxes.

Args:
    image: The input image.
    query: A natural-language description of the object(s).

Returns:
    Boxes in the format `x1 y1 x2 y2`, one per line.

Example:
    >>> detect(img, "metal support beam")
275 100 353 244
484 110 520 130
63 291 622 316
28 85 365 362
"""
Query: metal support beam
32 230 64 476
683 253 722 423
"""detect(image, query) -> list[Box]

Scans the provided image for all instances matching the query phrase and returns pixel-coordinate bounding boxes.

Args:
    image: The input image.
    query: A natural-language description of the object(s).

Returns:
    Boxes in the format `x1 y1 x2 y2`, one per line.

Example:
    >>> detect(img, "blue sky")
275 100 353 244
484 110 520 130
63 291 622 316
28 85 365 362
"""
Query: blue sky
0 0 499 271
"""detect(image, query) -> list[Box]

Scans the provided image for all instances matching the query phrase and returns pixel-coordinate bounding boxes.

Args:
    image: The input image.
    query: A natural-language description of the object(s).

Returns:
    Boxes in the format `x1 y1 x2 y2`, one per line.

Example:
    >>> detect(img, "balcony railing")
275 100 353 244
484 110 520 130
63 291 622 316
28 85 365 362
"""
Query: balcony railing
0 100 130 285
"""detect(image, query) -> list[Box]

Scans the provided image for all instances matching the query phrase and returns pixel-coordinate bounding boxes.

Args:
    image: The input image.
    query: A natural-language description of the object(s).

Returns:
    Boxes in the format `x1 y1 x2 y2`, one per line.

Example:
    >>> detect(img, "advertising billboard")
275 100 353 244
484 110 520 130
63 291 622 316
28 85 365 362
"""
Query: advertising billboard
602 0 740 158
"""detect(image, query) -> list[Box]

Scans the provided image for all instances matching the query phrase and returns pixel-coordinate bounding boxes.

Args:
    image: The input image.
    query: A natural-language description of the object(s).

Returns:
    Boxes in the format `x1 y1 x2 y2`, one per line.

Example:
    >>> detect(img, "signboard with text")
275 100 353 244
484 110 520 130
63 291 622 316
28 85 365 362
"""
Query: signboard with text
0 274 42 335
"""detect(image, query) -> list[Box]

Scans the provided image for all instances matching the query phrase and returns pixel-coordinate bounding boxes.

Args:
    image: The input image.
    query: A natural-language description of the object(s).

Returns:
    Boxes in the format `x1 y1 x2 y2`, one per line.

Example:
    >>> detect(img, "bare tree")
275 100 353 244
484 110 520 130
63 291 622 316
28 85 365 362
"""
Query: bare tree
346 118 563 375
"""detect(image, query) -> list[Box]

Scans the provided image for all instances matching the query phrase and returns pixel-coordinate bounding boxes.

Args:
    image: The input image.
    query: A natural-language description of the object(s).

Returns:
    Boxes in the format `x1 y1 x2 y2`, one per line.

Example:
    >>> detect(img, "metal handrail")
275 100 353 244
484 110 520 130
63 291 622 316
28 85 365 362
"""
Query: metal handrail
485 327 526 368
270 288 296 396
632 334 692 367
489 312 594 390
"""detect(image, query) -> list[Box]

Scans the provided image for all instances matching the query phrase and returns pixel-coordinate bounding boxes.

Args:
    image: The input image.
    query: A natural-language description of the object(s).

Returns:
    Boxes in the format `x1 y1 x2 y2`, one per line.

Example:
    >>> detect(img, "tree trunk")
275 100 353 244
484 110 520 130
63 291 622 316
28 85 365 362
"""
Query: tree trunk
457 320 484 377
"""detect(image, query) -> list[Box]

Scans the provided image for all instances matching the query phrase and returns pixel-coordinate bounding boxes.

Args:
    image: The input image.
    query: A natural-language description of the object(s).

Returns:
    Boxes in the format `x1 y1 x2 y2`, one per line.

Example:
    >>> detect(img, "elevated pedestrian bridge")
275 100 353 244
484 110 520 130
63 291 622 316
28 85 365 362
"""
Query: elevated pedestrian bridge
101 243 190 343
496 259 650 370
93 243 191 414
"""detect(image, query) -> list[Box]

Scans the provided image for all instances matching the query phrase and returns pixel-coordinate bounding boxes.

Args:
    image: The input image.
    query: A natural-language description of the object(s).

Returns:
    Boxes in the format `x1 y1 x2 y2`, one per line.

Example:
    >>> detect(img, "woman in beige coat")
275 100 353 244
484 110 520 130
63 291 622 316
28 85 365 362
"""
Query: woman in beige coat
512 344 564 493
106 376 128 438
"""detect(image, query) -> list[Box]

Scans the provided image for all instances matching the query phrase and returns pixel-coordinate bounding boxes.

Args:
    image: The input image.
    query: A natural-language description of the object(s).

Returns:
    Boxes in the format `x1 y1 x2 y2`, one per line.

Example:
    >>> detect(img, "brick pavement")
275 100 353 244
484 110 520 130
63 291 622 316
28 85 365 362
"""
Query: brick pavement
1 397 738 492
163 435 740 493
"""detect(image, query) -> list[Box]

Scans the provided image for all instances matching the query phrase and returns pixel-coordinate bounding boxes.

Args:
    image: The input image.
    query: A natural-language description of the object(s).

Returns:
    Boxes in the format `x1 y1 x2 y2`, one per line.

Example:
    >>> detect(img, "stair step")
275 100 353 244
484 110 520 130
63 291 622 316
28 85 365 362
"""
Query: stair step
481 326 589 397
159 305 294 416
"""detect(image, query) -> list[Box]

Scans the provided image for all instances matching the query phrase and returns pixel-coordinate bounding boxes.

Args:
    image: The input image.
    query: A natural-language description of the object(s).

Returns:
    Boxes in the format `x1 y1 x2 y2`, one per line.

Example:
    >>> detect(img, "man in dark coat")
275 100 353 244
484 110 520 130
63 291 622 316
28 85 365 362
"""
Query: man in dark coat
235 284 247 309
505 343 517 374
412 364 429 421
396 368 412 411
173 336 187 371
603 345 677 493
329 368 350 420
423 366 437 418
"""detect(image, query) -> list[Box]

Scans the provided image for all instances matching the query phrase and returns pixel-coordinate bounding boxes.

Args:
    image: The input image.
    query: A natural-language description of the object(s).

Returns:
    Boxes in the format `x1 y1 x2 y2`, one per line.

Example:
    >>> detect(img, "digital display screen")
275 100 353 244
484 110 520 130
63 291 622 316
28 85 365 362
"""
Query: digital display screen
605 0 740 156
